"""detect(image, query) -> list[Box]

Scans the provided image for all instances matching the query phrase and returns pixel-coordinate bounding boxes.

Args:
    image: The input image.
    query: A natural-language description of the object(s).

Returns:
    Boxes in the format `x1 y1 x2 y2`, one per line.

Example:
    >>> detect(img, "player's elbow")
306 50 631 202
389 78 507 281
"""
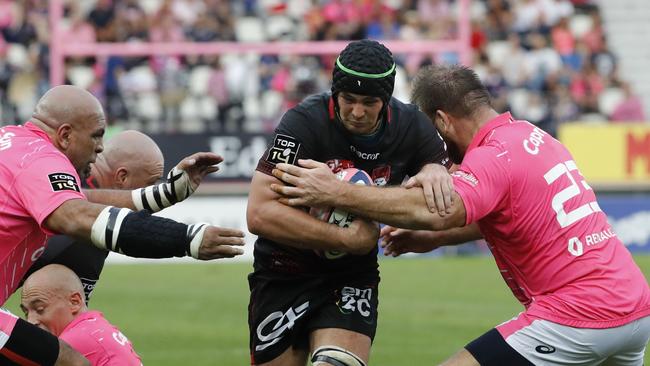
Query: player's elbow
246 203 271 236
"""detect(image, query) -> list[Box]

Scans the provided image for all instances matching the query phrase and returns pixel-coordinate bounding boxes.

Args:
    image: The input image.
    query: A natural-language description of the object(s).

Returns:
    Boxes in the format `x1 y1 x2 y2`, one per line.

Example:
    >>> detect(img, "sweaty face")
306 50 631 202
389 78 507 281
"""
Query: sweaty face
337 92 384 135
67 114 106 179
20 287 76 336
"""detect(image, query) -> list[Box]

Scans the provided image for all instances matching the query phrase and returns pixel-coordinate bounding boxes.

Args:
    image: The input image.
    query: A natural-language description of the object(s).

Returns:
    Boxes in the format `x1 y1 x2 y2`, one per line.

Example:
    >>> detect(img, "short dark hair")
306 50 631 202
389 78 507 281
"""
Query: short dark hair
410 64 492 119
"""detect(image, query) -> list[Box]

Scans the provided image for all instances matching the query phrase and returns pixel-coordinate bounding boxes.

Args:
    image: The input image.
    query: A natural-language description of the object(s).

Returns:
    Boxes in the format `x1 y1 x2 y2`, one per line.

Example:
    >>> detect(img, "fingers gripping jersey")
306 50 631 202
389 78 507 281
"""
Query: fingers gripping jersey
254 93 449 273
453 112 650 329
0 123 85 304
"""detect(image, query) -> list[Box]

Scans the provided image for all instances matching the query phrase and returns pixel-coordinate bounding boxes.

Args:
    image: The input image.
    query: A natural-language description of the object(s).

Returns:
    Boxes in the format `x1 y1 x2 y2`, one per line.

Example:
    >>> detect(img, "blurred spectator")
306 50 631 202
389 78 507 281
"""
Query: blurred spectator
418 0 456 39
88 0 115 42
484 0 512 40
581 9 604 53
570 61 604 113
551 17 574 58
591 39 617 79
62 3 96 44
551 84 580 123
207 57 232 132
0 0 643 134
501 34 528 87
103 55 129 124
2 4 37 46
610 83 646 123
523 33 562 91
512 0 544 35
542 0 574 28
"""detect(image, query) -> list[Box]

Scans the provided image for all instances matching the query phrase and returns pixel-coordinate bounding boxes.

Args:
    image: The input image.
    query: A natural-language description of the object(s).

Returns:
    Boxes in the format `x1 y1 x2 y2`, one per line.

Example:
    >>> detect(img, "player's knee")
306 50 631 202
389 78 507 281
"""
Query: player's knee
311 346 367 366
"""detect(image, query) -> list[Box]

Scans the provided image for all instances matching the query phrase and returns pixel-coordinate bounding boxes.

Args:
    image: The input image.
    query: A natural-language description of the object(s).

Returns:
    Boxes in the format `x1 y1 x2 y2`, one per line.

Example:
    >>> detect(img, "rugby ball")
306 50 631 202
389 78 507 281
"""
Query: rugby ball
310 168 373 259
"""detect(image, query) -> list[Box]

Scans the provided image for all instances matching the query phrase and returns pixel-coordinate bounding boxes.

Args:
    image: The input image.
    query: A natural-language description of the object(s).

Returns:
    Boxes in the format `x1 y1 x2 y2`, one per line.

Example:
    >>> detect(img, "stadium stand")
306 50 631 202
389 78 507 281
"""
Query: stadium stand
0 0 645 136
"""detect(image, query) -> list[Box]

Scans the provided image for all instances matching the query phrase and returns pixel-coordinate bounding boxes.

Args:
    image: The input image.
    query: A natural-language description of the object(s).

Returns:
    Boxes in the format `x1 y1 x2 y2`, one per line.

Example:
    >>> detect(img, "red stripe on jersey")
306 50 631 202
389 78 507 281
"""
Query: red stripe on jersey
0 348 40 366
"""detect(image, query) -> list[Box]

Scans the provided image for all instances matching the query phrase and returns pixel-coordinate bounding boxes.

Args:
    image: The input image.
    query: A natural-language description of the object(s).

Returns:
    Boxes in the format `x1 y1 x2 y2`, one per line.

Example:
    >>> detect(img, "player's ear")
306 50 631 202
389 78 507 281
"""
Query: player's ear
436 110 451 132
56 124 73 150
115 167 128 188
69 291 84 314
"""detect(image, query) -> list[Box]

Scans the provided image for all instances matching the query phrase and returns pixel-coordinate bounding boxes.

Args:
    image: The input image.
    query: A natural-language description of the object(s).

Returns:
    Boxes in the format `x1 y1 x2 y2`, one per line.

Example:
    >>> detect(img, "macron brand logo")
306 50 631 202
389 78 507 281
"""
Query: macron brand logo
523 127 547 155
349 145 380 160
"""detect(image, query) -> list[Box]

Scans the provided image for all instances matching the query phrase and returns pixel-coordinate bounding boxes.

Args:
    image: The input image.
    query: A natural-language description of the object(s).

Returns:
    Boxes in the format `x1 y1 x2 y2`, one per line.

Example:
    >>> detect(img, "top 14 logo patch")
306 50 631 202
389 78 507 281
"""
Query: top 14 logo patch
266 134 300 165
48 173 81 192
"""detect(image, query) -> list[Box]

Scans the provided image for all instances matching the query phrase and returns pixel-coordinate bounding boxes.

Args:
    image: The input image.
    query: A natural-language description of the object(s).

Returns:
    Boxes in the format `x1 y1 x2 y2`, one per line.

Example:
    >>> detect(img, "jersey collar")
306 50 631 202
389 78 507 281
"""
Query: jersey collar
61 310 103 335
466 112 514 153
24 122 53 143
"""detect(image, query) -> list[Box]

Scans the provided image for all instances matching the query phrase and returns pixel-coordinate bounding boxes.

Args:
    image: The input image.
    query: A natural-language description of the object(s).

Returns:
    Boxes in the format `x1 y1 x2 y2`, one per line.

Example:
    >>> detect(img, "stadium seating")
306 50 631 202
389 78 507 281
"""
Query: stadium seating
0 0 645 134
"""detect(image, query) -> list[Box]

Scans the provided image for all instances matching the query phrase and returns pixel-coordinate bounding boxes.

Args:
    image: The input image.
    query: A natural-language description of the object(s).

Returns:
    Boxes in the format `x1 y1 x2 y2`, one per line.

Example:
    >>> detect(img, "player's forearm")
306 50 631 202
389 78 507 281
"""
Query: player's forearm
334 184 460 231
44 199 105 238
434 224 483 246
247 201 346 251
84 189 137 210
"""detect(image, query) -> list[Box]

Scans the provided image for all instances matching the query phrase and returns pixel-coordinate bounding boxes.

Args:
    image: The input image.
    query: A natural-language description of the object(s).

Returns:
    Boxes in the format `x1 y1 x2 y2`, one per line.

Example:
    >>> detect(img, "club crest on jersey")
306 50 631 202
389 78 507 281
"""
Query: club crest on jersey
326 159 355 173
267 134 300 165
371 165 391 186
48 173 81 192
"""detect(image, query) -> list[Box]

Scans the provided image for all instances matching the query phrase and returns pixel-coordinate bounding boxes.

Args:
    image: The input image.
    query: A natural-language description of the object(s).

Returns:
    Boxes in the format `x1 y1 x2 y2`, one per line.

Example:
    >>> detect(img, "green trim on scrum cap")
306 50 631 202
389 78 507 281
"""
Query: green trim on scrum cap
336 57 396 79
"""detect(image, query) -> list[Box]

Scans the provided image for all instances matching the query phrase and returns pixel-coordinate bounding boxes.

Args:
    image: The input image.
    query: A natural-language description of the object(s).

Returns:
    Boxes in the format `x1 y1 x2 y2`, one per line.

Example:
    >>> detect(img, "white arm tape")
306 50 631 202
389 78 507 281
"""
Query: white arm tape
90 206 133 253
131 166 195 212
187 223 208 259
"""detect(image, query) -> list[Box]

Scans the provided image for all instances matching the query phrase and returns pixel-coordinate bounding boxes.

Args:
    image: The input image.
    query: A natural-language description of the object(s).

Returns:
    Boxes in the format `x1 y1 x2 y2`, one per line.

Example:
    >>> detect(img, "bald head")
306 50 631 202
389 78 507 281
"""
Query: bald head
30 85 106 178
102 130 163 168
21 264 86 336
23 264 84 296
93 130 165 189
32 85 104 130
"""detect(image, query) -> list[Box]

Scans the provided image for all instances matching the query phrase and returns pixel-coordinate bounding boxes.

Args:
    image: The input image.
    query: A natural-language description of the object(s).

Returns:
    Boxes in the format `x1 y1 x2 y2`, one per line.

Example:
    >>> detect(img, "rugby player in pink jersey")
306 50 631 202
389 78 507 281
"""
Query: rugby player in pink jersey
270 64 650 365
21 265 142 366
0 85 245 365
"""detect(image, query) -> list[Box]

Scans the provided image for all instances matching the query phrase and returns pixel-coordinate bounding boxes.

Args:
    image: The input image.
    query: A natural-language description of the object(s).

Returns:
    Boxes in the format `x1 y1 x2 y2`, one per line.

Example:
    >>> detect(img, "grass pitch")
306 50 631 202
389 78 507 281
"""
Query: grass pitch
6 255 650 365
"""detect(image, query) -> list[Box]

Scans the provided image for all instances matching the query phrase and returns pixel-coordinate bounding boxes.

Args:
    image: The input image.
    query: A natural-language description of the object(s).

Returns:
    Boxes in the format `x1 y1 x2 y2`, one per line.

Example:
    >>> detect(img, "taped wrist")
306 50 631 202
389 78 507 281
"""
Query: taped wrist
131 166 195 212
90 207 208 259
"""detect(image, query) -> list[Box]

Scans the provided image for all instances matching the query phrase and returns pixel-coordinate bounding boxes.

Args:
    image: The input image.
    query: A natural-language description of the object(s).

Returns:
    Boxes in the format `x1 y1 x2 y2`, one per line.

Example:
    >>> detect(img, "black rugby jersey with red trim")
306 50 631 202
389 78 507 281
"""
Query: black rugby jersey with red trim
255 92 449 274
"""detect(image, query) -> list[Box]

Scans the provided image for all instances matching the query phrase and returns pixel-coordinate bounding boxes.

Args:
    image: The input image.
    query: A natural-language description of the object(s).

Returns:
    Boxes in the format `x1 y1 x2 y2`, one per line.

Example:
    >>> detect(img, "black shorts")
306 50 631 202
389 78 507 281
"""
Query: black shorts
248 268 380 364
24 235 108 303
465 328 534 366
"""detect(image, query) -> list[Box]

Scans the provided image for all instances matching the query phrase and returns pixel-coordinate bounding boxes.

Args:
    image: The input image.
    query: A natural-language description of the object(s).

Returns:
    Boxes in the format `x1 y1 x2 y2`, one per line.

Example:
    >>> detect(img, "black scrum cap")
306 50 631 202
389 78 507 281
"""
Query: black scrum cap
331 39 396 102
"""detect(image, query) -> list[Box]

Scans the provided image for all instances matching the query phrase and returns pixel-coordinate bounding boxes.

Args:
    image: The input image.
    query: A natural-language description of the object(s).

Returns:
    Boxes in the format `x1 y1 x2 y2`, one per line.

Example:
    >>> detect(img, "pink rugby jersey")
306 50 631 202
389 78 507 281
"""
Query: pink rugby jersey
60 311 142 366
453 112 650 329
0 123 85 303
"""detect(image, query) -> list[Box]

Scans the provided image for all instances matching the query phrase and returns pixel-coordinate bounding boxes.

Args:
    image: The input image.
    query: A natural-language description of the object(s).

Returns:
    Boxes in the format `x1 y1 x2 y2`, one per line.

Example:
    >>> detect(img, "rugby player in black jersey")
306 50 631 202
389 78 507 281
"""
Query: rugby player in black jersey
247 39 452 366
